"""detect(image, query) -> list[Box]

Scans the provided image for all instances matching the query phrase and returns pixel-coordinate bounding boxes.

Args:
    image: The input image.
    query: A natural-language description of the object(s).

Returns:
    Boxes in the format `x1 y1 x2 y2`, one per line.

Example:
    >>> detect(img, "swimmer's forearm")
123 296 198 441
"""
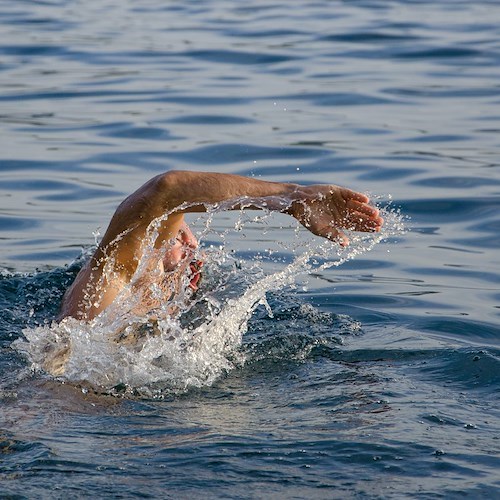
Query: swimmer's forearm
100 170 380 256
139 170 381 239
154 170 301 213
153 171 373 234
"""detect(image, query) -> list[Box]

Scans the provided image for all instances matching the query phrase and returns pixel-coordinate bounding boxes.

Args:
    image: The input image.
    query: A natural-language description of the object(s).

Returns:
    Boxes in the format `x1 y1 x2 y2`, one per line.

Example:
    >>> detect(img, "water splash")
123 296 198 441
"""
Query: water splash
14 201 406 397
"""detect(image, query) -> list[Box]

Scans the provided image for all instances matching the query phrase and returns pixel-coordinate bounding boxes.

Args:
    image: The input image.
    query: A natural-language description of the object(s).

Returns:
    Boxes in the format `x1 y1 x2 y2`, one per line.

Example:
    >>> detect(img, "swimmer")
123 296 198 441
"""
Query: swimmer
59 170 383 321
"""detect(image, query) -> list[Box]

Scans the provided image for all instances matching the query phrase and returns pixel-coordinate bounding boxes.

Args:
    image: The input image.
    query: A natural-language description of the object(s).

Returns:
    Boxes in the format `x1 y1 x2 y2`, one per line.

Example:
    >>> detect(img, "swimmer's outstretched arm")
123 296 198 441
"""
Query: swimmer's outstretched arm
59 170 383 320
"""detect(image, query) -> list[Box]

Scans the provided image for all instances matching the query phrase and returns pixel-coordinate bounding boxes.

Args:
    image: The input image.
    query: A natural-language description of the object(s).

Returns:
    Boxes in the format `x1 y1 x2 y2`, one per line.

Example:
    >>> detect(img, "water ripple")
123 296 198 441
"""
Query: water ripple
1 0 500 496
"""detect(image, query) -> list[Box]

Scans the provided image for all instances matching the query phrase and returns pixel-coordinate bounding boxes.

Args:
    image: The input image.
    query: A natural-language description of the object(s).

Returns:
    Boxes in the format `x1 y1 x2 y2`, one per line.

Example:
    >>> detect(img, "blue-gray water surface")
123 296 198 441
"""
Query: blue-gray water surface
1 1 500 498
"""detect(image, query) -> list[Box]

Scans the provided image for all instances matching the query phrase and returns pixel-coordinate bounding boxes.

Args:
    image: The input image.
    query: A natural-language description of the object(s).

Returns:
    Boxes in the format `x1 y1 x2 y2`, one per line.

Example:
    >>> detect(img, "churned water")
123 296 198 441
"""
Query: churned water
1 1 499 498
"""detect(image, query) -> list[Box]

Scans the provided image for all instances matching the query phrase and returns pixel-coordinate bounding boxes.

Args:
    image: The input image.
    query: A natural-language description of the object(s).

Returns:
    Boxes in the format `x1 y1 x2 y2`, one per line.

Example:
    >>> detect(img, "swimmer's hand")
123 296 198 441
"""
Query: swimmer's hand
288 185 383 246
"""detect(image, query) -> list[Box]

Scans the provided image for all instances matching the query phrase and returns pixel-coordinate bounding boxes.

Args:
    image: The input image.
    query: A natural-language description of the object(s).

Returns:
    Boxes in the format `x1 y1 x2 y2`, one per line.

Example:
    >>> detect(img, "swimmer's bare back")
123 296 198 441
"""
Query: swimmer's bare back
59 170 383 321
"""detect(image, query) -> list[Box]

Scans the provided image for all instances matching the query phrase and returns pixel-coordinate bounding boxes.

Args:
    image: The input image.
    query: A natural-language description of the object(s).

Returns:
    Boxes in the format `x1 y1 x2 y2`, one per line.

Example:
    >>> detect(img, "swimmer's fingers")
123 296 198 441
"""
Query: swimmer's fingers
290 184 383 244
327 227 349 247
342 198 383 232
303 207 381 245
344 209 383 232
300 214 350 246
326 187 381 225
340 188 370 204
346 198 378 216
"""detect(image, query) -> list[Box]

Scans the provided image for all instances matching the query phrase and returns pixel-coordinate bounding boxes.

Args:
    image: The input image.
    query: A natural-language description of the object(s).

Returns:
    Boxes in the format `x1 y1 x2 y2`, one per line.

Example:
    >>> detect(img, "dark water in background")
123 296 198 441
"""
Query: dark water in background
1 0 500 498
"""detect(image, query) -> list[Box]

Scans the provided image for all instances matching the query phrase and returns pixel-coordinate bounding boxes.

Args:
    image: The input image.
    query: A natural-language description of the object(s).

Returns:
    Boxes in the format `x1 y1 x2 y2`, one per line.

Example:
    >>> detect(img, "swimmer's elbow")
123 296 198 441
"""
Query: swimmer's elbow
153 170 210 213
154 170 191 192
153 170 191 210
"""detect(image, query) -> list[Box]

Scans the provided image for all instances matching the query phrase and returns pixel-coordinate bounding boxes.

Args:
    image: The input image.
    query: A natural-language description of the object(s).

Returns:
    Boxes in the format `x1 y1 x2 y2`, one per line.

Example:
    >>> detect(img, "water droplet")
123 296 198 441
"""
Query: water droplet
464 423 477 429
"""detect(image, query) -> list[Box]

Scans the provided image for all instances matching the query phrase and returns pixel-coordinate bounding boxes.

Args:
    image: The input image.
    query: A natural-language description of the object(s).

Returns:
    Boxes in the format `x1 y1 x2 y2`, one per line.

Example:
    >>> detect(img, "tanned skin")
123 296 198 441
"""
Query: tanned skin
59 171 383 321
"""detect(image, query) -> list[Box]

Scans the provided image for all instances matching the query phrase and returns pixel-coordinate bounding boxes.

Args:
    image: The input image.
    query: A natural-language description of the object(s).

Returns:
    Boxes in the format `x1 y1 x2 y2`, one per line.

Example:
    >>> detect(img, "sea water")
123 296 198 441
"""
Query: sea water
1 1 500 498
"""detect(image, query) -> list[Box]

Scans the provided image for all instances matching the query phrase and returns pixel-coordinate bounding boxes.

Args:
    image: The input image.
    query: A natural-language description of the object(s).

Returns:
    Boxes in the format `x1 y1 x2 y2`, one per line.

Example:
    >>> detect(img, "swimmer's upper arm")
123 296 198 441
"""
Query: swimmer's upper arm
59 259 128 320
60 191 186 321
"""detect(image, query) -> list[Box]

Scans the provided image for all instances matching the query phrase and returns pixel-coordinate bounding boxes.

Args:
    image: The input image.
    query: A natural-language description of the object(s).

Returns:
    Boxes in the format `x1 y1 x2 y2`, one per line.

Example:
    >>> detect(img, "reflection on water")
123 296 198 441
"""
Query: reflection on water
1 0 500 497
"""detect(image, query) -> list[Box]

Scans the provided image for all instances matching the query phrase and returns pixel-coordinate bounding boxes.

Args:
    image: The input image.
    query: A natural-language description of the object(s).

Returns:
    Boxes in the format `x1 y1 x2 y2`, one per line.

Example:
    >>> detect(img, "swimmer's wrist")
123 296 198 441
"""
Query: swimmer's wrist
283 184 309 221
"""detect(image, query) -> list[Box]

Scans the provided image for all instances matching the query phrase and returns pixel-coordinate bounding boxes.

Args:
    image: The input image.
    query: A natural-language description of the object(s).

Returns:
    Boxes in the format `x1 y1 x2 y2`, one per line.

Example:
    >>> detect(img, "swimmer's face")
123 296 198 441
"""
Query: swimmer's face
161 223 203 291
162 223 198 272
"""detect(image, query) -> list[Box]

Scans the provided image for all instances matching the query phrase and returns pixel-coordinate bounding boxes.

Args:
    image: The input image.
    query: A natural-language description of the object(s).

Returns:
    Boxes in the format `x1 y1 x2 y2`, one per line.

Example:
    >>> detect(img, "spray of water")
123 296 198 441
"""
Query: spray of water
14 200 406 397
